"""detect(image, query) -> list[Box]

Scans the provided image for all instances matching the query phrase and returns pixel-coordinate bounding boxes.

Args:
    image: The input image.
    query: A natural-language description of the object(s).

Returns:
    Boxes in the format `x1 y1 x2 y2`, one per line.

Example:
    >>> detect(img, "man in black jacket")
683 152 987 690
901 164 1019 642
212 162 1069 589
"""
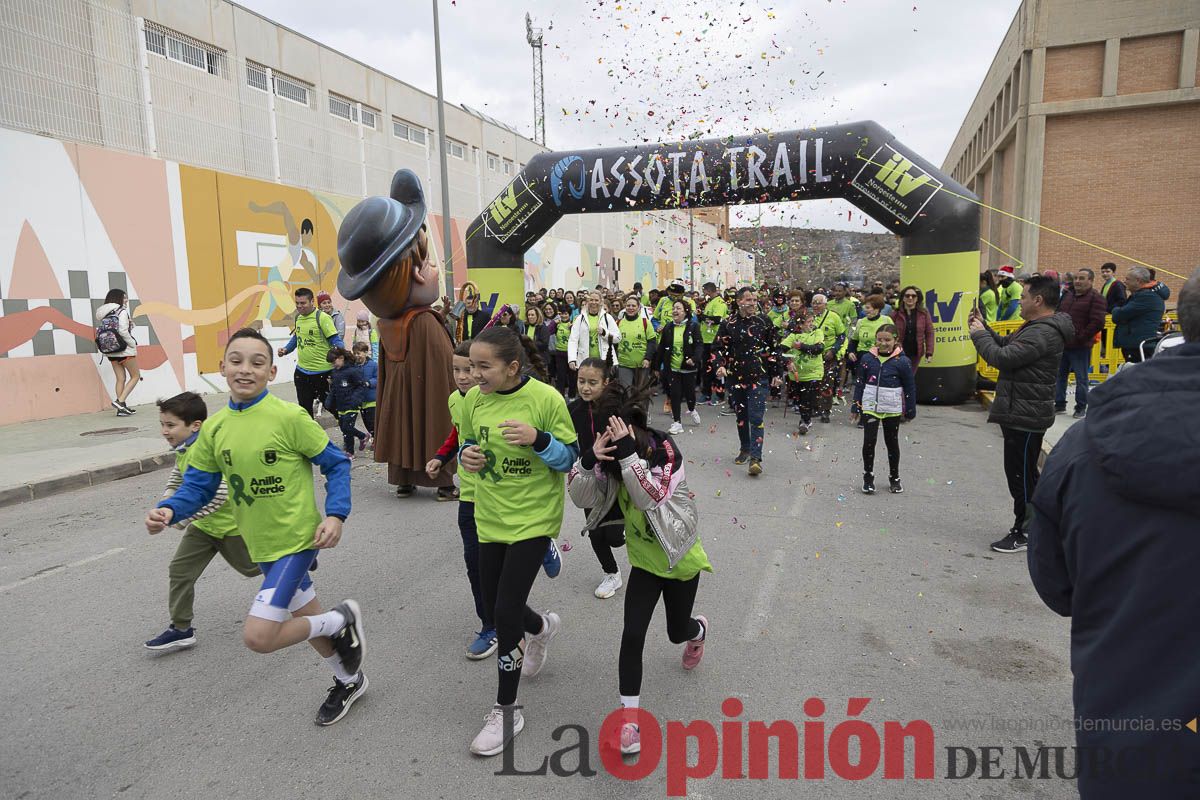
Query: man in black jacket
1055 268 1107 418
969 275 1074 553
714 287 783 476
1027 268 1200 800
454 291 491 342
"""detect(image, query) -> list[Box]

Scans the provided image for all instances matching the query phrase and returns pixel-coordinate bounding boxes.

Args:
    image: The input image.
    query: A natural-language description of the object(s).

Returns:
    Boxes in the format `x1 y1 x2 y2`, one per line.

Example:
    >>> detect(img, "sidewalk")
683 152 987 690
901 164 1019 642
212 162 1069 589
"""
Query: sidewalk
0 383 336 508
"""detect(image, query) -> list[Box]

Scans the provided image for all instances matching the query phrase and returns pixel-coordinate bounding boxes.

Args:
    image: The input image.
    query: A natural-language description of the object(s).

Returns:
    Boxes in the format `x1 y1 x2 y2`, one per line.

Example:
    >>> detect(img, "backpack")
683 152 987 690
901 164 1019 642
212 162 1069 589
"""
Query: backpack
95 310 125 355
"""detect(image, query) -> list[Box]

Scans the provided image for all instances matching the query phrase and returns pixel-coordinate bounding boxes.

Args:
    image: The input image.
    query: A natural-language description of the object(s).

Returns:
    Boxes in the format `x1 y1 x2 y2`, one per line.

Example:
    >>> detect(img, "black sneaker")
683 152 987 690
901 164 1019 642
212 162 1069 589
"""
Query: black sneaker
396 484 416 497
437 486 460 501
748 458 763 476
1054 405 1066 414
862 472 875 494
116 406 133 417
315 672 368 726
990 531 1028 553
889 476 903 494
1072 408 1086 419
733 452 750 465
329 600 366 676
820 413 831 423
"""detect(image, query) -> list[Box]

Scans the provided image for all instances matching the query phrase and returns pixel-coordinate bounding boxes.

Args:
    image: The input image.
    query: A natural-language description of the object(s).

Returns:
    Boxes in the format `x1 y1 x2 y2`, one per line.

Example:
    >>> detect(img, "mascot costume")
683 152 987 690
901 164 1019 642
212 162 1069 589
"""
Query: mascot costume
337 170 456 498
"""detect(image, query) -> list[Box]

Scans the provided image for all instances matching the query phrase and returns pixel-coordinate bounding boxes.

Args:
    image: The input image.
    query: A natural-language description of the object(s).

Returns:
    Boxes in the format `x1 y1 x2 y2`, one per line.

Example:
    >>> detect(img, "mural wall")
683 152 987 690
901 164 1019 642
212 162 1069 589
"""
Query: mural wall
0 127 753 425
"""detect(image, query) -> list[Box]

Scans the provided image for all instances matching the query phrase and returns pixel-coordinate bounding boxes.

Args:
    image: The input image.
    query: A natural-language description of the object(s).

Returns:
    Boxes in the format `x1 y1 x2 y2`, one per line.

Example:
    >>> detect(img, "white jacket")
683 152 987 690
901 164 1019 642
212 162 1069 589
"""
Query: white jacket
567 309 622 365
95 302 137 358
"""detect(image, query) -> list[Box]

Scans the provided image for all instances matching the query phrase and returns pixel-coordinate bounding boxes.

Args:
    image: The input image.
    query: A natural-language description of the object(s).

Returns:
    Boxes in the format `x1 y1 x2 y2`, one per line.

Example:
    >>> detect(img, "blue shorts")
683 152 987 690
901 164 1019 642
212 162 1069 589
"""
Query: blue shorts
249 550 317 621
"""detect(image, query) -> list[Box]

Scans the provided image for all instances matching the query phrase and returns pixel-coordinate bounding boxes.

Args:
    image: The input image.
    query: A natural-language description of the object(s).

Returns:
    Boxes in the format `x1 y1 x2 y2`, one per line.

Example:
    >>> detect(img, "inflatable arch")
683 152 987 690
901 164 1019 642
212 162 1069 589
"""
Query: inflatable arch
465 121 980 404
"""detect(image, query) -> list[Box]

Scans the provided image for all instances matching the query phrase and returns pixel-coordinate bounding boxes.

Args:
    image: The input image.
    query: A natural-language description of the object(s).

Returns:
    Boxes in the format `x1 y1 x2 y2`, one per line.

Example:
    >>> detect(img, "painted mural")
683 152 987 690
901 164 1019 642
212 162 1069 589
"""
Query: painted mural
0 126 751 425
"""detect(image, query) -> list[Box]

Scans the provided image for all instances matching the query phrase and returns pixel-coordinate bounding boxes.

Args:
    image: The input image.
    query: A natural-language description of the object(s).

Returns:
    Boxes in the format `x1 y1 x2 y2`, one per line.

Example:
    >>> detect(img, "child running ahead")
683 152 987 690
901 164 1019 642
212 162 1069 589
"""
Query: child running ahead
850 324 916 495
146 328 366 727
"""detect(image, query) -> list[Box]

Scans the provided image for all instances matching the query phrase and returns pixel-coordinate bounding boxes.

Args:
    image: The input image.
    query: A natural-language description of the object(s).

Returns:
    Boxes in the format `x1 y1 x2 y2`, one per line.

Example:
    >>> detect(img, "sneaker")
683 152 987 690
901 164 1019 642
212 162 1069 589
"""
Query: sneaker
797 422 810 436
889 476 904 494
595 570 623 599
668 421 684 435
329 599 366 676
621 723 641 755
682 615 708 670
733 451 750 465
315 672 368 726
862 472 876 494
688 408 701 425
719 407 736 417
110 400 123 412
467 627 498 660
521 612 560 677
1072 408 1086 419
144 624 196 651
437 486 459 501
748 458 763 476
820 413 831 423
395 484 416 497
470 704 525 756
1054 405 1067 414
365 436 375 451
708 398 720 407
116 406 133 417
542 539 562 578
990 531 1028 553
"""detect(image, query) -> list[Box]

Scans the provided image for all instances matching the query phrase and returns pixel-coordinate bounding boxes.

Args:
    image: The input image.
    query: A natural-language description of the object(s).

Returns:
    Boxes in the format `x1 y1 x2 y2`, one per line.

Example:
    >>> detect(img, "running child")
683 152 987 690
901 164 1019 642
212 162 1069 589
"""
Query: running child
457 326 578 756
572 357 627 600
146 328 366 727
567 382 711 756
324 347 370 456
849 324 916 495
780 309 827 435
352 341 377 449
426 339 494 659
145 391 260 652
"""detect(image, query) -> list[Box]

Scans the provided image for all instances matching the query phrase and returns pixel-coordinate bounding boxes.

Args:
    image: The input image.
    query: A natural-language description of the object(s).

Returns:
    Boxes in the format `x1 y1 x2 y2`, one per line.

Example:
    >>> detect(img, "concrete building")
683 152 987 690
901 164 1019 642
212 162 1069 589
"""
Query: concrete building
942 0 1199 295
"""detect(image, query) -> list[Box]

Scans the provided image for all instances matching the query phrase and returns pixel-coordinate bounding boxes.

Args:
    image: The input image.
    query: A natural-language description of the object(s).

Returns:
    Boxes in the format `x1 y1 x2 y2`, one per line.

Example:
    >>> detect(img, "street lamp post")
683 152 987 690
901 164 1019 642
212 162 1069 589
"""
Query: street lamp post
432 0 454 296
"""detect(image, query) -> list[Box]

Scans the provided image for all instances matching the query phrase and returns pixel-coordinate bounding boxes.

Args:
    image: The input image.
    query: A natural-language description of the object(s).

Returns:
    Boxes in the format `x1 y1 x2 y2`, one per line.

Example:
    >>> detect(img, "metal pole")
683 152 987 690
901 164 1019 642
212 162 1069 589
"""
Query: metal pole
432 0 454 296
135 17 158 158
688 208 695 289
265 67 281 182
356 101 367 196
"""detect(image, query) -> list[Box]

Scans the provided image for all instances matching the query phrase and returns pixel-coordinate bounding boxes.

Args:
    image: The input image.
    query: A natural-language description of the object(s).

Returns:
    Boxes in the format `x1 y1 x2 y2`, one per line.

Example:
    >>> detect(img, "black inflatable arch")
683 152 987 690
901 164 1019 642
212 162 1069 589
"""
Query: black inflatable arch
465 121 980 404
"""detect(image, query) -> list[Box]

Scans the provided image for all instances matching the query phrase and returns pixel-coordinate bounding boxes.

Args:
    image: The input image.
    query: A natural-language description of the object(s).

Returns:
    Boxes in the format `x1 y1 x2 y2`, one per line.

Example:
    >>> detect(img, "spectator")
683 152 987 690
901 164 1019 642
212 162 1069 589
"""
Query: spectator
1098 262 1127 313
995 264 1023 321
1146 267 1171 302
351 309 379 362
969 275 1074 554
1054 268 1107 418
1027 267 1200 800
317 291 345 340
453 288 491 342
891 285 935 372
978 271 1000 323
1111 266 1166 363
96 288 140 416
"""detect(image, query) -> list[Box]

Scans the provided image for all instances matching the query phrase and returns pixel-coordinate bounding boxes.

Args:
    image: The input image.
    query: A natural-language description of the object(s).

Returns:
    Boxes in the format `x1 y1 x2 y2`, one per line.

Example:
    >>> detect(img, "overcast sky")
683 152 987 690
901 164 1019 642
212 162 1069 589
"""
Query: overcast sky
237 0 1021 232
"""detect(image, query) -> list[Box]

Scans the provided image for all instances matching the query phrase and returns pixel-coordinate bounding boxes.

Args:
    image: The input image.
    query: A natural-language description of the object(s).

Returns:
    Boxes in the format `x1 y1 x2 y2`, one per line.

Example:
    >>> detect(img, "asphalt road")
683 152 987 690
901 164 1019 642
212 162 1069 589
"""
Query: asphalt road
0 401 1079 800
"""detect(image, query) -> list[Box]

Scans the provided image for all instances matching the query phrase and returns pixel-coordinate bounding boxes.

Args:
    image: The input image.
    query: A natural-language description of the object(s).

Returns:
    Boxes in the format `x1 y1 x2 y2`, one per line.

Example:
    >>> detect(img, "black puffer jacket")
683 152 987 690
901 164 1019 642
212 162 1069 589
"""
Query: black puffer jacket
971 313 1073 431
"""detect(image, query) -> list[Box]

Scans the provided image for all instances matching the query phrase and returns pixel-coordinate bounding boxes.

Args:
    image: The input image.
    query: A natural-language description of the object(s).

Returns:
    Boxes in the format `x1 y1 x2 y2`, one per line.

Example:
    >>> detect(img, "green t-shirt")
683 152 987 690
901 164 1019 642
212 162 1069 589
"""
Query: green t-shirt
781 329 825 382
855 314 893 352
655 298 674 329
617 315 653 368
448 389 476 504
553 319 572 351
670 325 686 371
175 440 238 538
767 307 788 331
1001 281 1023 320
827 298 857 327
619 486 712 580
699 296 727 344
294 310 338 373
586 313 602 358
979 287 999 323
459 379 577 544
186 393 330 562
813 309 847 351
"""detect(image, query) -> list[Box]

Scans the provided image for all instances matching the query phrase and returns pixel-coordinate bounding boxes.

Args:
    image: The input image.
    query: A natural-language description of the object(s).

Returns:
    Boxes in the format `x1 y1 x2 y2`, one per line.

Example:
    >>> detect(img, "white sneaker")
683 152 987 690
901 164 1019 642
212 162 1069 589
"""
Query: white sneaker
469 704 525 756
688 408 701 425
668 421 684 435
521 612 560 677
595 570 623 599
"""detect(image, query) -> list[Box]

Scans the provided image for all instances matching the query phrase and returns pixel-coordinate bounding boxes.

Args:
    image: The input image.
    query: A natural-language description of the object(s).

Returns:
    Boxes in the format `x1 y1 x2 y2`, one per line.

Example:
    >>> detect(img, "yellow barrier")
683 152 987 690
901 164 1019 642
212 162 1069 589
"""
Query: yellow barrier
976 312 1177 384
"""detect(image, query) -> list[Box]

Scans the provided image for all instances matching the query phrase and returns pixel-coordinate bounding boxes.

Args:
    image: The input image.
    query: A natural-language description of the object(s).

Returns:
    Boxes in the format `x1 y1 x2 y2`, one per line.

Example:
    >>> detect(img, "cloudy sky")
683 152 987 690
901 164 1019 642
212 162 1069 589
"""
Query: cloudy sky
237 0 1021 232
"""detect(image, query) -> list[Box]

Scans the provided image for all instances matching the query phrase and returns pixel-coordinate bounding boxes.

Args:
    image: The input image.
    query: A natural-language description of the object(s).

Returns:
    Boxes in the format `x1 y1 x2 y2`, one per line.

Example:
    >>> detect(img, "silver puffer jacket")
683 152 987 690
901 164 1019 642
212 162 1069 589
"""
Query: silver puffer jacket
567 436 698 571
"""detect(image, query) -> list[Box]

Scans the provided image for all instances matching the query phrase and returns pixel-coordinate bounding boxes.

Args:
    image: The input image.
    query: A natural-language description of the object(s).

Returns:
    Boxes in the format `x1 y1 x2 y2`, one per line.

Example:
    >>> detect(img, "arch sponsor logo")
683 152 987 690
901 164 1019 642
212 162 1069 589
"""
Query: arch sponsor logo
851 144 944 225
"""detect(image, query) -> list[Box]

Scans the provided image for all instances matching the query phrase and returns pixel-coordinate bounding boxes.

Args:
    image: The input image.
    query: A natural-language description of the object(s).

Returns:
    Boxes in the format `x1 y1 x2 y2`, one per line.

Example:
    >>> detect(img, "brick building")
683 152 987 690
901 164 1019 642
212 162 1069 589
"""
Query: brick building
942 0 1199 296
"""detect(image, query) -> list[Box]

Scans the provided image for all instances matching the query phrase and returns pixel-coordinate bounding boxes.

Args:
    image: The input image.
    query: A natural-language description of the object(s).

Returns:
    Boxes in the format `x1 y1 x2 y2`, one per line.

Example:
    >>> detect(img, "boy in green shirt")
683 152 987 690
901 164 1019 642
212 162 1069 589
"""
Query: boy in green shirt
144 391 260 652
147 328 365 727
780 310 826 434
698 282 728 404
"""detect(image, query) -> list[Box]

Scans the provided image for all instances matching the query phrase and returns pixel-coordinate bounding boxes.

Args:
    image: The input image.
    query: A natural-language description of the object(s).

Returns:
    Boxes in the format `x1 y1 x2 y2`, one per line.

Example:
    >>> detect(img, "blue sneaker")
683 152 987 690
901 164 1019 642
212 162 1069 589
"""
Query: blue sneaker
542 539 562 578
467 627 498 660
144 625 196 651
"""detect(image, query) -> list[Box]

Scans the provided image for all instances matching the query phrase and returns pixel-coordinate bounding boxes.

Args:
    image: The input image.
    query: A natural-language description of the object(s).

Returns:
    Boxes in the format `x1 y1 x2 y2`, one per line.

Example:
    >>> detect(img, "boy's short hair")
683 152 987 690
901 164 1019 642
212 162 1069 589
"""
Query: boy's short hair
453 339 473 357
326 347 352 364
294 287 314 301
351 341 370 353
226 328 273 362
157 391 207 424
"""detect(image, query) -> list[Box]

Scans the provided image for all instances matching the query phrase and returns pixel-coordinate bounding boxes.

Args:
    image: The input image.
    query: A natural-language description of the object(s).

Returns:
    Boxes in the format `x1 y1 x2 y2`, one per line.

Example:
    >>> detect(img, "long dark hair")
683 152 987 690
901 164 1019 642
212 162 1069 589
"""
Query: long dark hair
472 325 547 381
104 288 127 306
589 378 670 476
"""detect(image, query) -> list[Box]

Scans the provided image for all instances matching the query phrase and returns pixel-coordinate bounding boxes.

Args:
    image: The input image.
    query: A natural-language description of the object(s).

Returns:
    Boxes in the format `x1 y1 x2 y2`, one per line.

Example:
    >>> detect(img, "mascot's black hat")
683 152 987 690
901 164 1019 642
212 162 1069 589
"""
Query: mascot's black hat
336 169 427 300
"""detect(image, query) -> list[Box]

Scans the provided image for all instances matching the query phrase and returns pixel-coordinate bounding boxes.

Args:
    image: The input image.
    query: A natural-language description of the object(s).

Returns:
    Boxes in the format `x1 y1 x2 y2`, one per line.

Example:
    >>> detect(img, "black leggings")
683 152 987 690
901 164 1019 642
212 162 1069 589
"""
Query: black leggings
787 380 819 423
619 567 702 696
337 411 368 453
862 415 901 477
669 370 697 421
360 406 375 436
553 351 575 397
587 504 626 575
479 537 549 705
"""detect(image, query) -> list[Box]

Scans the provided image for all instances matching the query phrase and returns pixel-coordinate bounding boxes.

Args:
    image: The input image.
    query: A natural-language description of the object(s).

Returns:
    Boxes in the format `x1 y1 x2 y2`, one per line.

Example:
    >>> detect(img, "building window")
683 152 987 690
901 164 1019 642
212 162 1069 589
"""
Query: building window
393 118 428 144
446 139 466 159
144 22 226 77
487 153 499 171
246 62 312 106
360 106 378 130
329 93 378 128
502 159 514 175
409 126 427 145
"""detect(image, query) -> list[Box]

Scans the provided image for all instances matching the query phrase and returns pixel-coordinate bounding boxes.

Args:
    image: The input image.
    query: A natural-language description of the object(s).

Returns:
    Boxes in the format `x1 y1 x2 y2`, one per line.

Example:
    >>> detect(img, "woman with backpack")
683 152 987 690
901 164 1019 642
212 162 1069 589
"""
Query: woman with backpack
95 288 140 416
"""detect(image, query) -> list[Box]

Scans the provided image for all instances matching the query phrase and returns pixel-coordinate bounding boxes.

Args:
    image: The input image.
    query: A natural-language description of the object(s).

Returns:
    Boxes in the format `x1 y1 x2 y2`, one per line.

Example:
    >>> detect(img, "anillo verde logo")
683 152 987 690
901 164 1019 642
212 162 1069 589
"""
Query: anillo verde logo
873 153 932 198
228 473 254 506
479 449 502 484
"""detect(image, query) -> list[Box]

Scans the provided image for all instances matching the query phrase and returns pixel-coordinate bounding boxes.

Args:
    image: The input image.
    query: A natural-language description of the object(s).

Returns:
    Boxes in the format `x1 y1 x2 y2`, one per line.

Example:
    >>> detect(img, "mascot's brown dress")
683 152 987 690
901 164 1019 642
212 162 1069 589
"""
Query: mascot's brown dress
337 170 455 496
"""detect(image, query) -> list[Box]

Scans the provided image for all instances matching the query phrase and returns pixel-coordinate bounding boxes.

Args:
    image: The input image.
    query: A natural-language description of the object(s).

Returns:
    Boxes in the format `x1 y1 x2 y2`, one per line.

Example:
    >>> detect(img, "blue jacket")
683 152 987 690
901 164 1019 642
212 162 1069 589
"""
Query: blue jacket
1110 287 1165 349
359 359 377 405
852 349 916 419
324 363 368 414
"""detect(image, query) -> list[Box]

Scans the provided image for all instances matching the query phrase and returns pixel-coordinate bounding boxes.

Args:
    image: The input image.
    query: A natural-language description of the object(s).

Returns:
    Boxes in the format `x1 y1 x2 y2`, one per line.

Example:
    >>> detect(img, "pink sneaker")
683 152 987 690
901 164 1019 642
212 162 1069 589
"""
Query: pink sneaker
620 723 641 755
682 615 708 670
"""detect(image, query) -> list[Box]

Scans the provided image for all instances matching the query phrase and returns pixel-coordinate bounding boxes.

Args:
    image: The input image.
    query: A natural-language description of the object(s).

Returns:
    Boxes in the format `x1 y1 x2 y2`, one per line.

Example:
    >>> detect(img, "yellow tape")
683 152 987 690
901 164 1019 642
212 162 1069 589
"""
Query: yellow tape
980 236 1024 268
